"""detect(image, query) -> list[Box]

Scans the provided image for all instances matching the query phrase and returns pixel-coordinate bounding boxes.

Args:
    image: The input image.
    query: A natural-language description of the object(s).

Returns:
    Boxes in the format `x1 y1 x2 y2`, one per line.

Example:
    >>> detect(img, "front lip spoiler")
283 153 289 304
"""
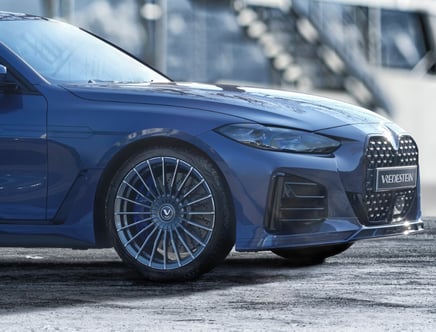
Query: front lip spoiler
349 219 425 241
236 219 424 252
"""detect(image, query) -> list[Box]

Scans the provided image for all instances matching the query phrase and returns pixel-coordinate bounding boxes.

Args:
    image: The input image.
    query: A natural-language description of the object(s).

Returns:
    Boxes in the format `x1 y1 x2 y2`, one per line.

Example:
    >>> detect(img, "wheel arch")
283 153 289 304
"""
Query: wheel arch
93 135 236 247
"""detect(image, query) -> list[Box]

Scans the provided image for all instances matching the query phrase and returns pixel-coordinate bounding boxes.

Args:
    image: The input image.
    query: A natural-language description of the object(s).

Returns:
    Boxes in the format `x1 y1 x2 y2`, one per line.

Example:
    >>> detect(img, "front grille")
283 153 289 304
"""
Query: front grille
265 174 327 234
360 135 418 225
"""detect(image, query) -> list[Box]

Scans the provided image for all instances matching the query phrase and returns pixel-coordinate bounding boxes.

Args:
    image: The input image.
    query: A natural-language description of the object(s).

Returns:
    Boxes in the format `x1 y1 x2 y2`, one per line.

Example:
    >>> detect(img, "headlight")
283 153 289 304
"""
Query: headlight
216 124 340 154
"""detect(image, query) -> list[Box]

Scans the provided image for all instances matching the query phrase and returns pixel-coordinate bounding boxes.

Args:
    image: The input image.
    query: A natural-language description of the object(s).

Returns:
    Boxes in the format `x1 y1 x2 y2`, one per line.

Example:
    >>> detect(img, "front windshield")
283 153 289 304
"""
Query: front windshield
0 18 169 84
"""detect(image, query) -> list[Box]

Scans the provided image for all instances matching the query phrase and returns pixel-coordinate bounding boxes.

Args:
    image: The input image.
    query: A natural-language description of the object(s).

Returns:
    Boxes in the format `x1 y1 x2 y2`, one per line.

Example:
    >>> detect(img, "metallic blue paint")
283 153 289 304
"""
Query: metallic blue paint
0 13 423 254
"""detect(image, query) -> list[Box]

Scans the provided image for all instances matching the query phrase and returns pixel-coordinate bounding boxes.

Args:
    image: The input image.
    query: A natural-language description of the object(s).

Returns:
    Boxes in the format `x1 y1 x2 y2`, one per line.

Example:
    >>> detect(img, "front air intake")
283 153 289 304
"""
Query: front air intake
265 174 327 234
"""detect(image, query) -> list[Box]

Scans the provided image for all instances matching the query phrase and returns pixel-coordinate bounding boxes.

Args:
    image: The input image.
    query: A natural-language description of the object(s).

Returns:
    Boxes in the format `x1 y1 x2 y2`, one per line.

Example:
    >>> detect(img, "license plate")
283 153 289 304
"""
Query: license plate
375 166 417 192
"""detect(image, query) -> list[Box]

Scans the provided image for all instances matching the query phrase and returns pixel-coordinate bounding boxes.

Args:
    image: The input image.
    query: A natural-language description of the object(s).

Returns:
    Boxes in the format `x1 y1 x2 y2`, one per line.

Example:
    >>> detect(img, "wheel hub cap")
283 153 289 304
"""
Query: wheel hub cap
159 203 176 222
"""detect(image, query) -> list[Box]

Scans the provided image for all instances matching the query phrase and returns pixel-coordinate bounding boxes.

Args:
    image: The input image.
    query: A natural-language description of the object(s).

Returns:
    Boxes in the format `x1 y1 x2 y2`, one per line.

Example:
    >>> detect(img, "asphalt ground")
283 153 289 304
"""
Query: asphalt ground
0 219 434 332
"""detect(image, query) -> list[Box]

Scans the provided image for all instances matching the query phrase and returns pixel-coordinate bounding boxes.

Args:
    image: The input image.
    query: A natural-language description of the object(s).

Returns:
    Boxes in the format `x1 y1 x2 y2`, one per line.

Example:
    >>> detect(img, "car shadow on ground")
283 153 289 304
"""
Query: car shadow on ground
2 220 433 315
0 252 311 314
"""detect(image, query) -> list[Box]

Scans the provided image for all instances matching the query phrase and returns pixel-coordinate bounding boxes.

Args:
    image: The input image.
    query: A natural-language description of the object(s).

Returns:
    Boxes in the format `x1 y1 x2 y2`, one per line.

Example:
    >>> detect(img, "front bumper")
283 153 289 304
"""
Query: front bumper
210 123 423 252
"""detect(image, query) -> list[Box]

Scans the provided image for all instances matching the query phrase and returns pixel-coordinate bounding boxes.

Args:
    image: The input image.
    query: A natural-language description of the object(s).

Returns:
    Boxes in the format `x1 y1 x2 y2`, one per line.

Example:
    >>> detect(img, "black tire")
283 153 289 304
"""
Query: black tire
272 243 353 267
105 145 235 281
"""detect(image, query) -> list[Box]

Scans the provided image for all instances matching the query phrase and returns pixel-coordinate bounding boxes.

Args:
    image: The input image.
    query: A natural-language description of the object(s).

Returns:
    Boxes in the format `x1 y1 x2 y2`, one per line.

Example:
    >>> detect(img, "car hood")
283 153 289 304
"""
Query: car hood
64 82 389 132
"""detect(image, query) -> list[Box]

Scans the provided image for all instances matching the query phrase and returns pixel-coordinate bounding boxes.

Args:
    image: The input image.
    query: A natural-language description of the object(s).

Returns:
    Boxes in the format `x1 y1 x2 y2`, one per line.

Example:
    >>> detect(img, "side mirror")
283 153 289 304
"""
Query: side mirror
0 64 18 93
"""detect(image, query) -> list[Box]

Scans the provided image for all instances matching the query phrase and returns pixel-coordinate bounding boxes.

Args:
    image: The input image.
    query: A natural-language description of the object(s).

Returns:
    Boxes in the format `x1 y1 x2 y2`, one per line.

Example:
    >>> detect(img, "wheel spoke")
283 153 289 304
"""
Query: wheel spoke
182 218 213 232
175 166 193 196
115 211 152 216
169 159 179 195
148 228 163 266
133 167 156 199
180 224 206 247
116 195 151 209
134 224 159 259
182 179 205 199
175 227 195 259
122 180 150 202
162 157 167 195
116 217 153 232
125 223 156 248
169 230 181 267
162 229 168 269
183 194 212 207
187 211 215 216
147 160 161 196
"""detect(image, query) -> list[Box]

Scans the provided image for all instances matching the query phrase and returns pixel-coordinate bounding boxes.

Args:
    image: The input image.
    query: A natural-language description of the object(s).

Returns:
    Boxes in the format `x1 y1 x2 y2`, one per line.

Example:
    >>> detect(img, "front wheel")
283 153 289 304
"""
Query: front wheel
105 145 235 281
272 243 353 266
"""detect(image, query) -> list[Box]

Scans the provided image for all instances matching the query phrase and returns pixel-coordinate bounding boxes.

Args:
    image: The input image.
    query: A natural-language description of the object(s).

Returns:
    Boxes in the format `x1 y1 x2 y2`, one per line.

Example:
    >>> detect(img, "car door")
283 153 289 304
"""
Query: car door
0 63 47 221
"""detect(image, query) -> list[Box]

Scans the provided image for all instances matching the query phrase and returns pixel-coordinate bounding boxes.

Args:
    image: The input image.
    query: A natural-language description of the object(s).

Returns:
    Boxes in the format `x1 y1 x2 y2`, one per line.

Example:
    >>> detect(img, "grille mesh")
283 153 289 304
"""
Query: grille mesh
363 135 418 224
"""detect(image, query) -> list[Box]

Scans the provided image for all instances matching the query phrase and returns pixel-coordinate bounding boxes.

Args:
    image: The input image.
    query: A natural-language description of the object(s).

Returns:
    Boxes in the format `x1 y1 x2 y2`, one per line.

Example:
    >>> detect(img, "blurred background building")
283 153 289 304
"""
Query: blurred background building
1 0 435 216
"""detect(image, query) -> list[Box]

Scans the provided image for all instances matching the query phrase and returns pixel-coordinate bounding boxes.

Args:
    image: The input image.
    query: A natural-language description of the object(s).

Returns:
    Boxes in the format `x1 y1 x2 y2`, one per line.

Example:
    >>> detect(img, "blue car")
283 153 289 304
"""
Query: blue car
0 12 423 281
